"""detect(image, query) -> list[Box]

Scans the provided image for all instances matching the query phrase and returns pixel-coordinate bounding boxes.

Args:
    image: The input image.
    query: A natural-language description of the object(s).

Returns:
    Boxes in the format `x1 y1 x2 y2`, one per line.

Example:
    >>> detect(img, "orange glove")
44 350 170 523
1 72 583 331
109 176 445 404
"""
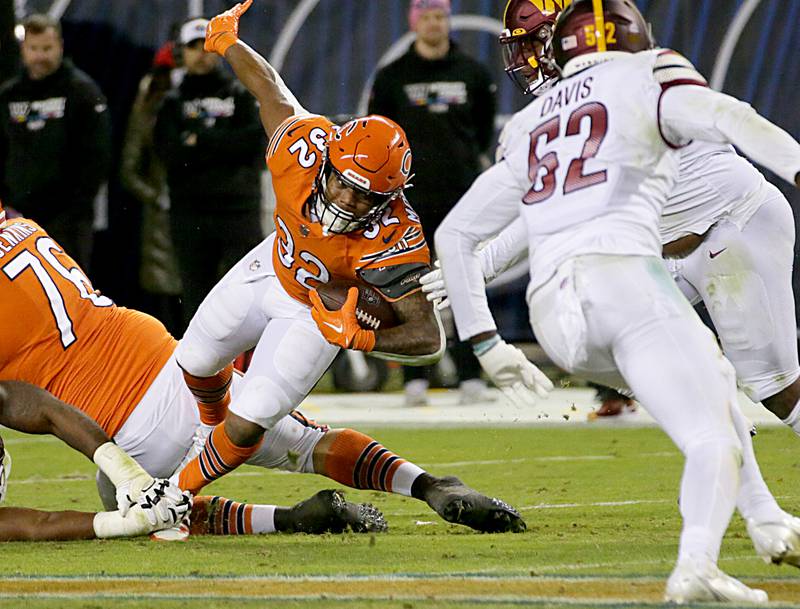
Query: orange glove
204 0 252 56
309 288 376 352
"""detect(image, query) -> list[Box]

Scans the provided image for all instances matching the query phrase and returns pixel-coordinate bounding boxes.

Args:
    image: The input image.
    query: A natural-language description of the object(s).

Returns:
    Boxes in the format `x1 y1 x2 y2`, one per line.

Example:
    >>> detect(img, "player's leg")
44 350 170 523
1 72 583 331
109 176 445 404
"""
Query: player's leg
681 192 800 425
189 490 386 536
180 309 339 494
246 412 525 533
531 255 762 602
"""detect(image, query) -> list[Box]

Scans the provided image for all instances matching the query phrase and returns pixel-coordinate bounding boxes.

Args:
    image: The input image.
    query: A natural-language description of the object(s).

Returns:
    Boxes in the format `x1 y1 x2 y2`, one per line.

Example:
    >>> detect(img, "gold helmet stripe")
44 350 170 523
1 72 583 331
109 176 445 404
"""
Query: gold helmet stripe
591 0 607 52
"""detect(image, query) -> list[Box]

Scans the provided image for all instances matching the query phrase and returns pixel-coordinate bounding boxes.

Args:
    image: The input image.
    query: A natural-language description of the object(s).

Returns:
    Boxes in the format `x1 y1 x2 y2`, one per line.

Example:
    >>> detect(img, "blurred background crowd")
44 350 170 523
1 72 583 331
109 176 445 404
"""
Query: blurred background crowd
0 0 798 397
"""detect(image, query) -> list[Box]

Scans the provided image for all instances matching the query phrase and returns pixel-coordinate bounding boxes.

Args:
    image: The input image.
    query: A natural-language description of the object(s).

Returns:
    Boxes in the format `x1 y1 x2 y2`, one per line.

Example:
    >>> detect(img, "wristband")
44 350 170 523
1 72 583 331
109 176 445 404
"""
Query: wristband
472 334 501 356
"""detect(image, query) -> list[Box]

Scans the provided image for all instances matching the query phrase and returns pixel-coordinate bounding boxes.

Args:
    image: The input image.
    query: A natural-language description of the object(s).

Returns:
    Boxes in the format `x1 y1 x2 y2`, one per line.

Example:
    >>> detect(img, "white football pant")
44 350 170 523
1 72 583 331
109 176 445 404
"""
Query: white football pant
529 254 742 564
668 187 799 402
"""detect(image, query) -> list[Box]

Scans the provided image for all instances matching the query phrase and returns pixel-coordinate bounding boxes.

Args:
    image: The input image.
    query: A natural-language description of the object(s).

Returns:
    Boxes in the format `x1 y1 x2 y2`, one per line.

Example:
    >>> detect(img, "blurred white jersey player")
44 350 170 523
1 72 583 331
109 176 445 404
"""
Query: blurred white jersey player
435 0 800 603
473 0 800 426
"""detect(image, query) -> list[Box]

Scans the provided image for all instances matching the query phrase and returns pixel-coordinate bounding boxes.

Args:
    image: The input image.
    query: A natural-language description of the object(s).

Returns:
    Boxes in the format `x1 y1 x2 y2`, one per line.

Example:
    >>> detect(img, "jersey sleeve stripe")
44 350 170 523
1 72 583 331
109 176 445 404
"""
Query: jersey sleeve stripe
267 116 303 159
654 50 708 91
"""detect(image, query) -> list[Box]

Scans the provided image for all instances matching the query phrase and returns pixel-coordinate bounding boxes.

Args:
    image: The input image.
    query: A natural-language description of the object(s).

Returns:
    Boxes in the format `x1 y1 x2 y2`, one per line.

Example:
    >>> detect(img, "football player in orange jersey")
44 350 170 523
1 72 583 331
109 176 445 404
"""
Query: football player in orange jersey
168 0 526 533
0 381 379 539
0 381 190 541
0 195 523 534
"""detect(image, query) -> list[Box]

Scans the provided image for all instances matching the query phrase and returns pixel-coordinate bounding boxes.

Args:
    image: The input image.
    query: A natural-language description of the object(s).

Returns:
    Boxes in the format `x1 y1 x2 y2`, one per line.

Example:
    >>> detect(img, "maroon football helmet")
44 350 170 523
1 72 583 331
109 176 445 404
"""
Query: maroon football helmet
552 0 653 70
499 0 572 95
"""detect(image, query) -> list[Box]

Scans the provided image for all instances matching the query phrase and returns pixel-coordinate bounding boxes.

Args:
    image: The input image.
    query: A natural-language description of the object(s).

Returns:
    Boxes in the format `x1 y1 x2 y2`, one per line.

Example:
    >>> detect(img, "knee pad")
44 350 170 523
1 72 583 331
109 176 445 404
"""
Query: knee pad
248 414 325 472
95 470 117 512
230 374 293 431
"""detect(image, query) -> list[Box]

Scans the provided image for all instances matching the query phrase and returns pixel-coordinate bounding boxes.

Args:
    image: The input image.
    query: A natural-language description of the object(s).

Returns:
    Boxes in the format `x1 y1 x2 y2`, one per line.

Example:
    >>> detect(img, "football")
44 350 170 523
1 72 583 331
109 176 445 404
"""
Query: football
316 278 398 331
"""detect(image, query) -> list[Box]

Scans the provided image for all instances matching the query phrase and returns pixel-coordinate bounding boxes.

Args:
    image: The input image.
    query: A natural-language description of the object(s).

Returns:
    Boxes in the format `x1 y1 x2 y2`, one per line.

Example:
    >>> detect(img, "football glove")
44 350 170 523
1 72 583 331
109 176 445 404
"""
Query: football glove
477 339 553 407
137 479 193 528
419 260 449 310
309 287 376 352
205 0 252 56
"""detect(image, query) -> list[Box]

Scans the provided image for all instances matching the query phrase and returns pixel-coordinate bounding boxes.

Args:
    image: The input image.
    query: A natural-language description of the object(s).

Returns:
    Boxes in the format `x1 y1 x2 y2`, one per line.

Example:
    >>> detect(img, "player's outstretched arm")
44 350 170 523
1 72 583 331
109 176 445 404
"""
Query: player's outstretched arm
205 0 306 138
659 85 800 187
0 381 161 515
0 381 107 459
0 507 96 541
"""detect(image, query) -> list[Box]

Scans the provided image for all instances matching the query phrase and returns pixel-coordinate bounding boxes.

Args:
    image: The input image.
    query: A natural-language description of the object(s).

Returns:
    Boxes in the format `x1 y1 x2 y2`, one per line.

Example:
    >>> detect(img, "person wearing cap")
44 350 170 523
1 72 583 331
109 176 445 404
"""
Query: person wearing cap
368 0 497 407
0 13 111 271
154 17 265 330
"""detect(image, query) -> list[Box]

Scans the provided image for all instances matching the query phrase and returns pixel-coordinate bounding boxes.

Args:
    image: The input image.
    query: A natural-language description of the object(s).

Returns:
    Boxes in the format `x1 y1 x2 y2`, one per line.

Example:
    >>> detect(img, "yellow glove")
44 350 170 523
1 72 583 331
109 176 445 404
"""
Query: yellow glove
309 288 376 352
204 0 252 56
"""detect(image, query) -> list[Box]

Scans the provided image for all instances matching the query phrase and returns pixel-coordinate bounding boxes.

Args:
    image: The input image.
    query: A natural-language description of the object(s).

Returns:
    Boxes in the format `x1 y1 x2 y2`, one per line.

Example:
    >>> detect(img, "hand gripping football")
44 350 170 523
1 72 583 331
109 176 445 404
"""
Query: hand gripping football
315 279 398 331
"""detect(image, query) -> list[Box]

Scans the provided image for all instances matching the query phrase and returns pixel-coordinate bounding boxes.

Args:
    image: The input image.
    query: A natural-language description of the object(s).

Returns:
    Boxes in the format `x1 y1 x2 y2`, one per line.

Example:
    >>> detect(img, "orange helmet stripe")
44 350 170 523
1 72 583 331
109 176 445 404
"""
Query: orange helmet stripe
591 0 607 52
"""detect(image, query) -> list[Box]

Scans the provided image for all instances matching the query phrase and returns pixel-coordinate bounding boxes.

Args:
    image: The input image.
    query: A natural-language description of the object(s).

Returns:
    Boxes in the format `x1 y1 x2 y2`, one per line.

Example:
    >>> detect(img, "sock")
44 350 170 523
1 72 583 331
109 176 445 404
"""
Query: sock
783 399 800 436
731 406 783 523
677 439 740 564
323 429 424 495
192 496 276 535
178 424 261 494
182 363 234 426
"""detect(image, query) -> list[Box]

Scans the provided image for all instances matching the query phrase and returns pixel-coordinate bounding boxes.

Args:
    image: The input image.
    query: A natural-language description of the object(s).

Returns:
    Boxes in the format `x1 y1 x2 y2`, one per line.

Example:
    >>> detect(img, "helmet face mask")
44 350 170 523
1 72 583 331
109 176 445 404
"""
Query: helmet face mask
313 160 398 235
500 0 571 96
312 116 412 235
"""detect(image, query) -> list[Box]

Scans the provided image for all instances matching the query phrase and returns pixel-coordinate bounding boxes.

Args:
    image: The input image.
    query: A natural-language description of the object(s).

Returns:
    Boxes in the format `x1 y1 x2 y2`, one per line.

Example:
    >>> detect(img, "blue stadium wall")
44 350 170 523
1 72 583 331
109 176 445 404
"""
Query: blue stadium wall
16 0 800 336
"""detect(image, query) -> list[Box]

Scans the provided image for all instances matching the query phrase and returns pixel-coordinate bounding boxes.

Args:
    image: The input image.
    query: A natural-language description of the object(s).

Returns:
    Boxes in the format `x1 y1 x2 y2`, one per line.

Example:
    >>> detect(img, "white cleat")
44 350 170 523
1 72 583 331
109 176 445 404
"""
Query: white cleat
747 514 800 568
665 560 768 604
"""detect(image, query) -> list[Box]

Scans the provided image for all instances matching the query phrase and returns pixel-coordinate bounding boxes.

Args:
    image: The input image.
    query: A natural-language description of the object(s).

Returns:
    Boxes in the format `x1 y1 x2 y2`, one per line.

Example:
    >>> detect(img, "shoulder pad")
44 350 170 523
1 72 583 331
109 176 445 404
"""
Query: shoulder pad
653 50 708 90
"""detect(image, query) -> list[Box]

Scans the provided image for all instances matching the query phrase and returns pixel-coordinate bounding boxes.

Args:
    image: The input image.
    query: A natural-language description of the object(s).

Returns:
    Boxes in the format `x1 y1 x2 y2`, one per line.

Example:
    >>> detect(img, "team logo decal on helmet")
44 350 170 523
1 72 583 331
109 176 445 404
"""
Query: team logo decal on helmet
552 0 654 71
499 0 572 95
313 115 412 235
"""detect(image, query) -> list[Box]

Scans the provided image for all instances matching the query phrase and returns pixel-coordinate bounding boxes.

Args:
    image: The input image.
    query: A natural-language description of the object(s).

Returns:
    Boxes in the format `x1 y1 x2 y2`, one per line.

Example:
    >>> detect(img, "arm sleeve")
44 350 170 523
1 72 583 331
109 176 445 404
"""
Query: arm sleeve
66 79 111 206
434 160 524 341
480 217 528 283
660 85 800 185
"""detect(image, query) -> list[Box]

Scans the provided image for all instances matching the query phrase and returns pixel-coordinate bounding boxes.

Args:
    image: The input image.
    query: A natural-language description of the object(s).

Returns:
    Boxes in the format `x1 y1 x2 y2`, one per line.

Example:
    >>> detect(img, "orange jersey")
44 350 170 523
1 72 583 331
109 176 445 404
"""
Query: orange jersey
266 114 430 306
0 218 176 436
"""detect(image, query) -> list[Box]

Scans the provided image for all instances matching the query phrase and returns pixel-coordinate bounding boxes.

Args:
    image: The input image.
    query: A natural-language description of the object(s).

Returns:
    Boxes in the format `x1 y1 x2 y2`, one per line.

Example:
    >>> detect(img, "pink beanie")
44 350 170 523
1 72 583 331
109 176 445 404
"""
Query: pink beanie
408 0 451 29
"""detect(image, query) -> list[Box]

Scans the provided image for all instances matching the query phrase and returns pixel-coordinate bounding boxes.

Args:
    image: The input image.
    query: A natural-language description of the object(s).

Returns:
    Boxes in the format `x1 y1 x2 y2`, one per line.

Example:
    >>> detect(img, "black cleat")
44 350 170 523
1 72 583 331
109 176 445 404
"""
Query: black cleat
283 489 388 534
425 476 526 533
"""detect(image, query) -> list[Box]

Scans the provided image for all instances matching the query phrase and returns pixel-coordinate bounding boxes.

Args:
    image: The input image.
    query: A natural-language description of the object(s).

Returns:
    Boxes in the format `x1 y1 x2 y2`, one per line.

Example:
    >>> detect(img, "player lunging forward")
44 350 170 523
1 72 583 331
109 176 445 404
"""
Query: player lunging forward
167 0 524 533
435 0 800 602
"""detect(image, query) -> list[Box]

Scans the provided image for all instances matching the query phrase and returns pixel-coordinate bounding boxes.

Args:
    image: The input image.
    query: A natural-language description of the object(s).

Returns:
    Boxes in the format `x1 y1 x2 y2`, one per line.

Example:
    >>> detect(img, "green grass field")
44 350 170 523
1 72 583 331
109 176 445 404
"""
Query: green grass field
2 424 799 608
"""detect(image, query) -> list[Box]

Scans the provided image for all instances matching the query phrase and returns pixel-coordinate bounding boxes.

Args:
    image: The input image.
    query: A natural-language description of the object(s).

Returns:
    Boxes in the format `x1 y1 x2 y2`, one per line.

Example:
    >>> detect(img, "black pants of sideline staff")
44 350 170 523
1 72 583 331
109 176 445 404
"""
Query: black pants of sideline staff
170 205 264 333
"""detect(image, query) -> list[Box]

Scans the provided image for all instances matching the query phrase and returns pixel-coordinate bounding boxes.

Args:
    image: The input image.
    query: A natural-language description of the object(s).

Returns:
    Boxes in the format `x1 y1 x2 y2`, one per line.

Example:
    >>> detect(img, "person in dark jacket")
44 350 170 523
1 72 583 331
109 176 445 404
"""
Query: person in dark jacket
155 17 265 330
0 13 111 270
369 0 497 406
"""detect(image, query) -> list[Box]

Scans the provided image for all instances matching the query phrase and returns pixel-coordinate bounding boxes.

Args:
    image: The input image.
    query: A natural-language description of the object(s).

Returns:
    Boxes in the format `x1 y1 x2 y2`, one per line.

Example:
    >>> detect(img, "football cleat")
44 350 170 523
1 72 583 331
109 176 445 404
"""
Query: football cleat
747 515 800 568
282 489 387 534
425 476 526 533
587 387 636 420
665 560 768 604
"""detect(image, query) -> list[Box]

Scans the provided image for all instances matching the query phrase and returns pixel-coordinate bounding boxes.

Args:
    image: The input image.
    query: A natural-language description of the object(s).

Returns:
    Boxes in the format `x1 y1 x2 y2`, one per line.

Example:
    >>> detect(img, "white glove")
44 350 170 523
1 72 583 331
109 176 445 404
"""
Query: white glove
419 260 449 310
476 339 553 407
137 478 193 527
